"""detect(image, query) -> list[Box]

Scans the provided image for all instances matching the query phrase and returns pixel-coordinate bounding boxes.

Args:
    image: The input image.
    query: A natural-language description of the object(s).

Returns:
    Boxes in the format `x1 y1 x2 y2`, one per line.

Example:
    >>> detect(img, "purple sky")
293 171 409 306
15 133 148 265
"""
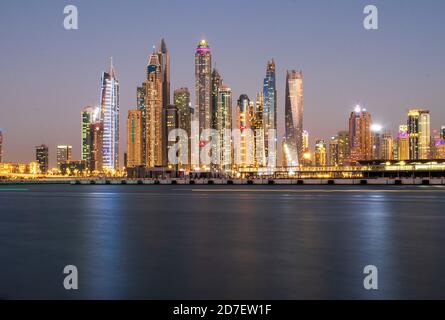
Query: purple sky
0 0 444 167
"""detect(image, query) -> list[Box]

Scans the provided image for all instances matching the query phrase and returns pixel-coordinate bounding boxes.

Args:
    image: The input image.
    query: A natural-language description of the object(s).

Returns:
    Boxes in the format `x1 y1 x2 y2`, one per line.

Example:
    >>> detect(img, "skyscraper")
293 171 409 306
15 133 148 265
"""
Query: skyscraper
381 131 394 160
164 105 179 167
236 94 253 165
90 123 104 172
329 136 339 166
398 125 409 161
315 140 327 167
253 92 266 167
0 130 3 163
211 69 222 129
349 105 372 162
263 60 277 165
57 145 72 169
81 106 100 170
126 109 143 168
100 59 120 171
441 126 445 140
174 88 192 168
195 39 212 139
337 131 350 166
158 39 170 108
36 144 49 174
217 85 232 170
408 109 430 160
285 70 304 165
144 52 164 167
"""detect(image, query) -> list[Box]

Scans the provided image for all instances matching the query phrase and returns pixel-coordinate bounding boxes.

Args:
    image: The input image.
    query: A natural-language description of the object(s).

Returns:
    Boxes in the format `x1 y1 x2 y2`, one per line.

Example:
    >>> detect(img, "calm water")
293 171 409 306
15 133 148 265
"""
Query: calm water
0 184 444 299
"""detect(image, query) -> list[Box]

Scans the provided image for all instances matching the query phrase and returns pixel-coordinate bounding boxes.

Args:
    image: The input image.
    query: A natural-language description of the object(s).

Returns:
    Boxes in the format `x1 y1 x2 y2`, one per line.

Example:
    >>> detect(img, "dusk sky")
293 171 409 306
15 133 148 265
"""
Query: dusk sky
0 0 444 166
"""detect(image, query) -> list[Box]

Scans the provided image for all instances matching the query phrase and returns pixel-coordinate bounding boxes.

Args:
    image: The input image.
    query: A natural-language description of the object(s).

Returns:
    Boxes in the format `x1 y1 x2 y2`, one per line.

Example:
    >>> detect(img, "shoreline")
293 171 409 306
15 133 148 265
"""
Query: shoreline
1 178 445 186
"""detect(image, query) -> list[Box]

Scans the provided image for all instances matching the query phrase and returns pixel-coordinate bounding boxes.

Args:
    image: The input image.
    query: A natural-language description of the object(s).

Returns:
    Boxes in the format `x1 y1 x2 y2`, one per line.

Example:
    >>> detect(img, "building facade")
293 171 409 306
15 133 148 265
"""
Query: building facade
126 109 143 168
100 60 120 171
285 70 304 165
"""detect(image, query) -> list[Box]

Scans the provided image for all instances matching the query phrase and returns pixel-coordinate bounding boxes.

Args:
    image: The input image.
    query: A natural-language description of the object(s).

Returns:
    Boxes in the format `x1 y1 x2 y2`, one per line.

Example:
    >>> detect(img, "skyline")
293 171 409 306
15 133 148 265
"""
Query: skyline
1 0 445 167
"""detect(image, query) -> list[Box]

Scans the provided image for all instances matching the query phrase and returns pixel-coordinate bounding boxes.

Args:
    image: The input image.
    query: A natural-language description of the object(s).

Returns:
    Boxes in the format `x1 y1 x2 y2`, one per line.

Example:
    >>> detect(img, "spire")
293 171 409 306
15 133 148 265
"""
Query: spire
109 57 115 78
159 38 167 53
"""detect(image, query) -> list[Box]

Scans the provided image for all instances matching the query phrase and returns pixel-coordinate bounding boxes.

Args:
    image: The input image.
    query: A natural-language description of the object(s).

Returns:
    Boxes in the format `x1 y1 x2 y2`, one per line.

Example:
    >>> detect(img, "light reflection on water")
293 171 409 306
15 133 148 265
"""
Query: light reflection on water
0 185 444 299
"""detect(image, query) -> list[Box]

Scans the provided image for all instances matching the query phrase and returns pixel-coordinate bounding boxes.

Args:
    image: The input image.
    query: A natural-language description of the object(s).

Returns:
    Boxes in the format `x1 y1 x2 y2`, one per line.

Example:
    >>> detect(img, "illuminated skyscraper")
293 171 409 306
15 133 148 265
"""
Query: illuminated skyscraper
236 94 253 165
315 140 327 167
337 131 350 165
144 53 164 167
217 85 232 170
381 131 394 160
263 59 277 165
211 69 222 129
90 123 104 172
57 145 72 169
329 136 339 166
0 130 3 163
398 125 409 161
158 39 170 107
174 88 192 167
81 106 100 169
285 70 304 165
164 105 178 167
408 109 430 160
253 92 266 167
349 105 372 162
195 39 212 138
441 126 445 140
100 59 120 171
126 110 143 168
371 124 383 160
35 144 49 174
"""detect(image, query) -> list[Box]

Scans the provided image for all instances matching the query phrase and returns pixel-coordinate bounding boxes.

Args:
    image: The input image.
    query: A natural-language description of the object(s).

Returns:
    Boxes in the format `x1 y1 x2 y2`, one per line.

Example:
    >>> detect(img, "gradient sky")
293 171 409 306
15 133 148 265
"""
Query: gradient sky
0 0 444 166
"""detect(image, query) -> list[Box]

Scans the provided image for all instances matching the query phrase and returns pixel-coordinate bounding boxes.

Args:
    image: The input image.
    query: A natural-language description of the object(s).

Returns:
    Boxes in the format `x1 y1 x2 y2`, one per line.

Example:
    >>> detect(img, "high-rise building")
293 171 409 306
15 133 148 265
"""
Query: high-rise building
81 106 100 170
263 59 277 166
285 70 304 165
158 39 170 108
315 140 327 167
144 53 164 167
441 126 445 140
36 144 49 174
126 109 143 168
337 131 350 166
211 69 222 129
329 136 339 166
90 123 104 172
398 125 409 161
408 109 430 160
174 88 192 168
0 130 3 163
57 145 72 169
349 105 372 162
164 105 178 167
253 92 266 167
195 39 212 140
100 59 120 171
217 85 232 170
236 94 253 165
371 124 383 160
381 131 394 160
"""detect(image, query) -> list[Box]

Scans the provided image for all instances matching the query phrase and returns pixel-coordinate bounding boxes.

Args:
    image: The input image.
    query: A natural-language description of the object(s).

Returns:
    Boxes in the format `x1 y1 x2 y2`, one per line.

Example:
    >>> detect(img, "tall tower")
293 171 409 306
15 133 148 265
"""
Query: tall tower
408 109 430 160
211 68 222 129
36 144 49 174
0 130 3 163
195 39 212 138
100 59 120 171
81 106 100 170
263 59 277 165
285 70 304 165
398 125 409 161
57 146 72 169
217 85 232 170
126 109 143 168
348 105 372 162
174 88 192 168
236 94 253 165
144 53 164 167
158 39 170 107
